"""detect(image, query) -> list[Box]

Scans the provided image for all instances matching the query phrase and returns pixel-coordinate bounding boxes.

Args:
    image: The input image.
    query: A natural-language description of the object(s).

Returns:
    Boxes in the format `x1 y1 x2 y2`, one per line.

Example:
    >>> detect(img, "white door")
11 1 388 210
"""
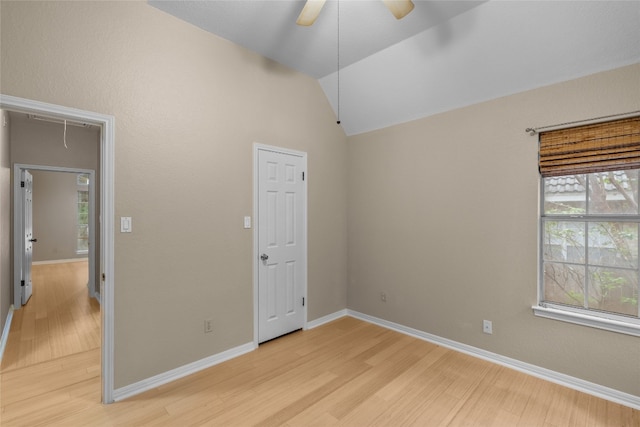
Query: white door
257 148 306 343
21 169 34 305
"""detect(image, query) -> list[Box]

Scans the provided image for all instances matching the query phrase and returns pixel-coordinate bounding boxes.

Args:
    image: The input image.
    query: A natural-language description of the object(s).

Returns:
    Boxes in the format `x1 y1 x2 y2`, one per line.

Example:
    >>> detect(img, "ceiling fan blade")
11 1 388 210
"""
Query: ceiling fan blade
382 0 415 20
296 0 327 26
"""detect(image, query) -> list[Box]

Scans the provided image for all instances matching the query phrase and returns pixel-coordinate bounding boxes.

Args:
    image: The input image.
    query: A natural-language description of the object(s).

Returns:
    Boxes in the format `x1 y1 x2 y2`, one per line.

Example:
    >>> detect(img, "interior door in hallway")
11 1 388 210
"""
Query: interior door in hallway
257 148 306 343
21 169 34 305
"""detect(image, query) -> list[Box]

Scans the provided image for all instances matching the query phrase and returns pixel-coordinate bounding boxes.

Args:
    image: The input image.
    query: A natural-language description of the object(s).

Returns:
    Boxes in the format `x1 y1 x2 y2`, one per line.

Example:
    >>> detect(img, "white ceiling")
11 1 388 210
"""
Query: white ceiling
149 1 640 135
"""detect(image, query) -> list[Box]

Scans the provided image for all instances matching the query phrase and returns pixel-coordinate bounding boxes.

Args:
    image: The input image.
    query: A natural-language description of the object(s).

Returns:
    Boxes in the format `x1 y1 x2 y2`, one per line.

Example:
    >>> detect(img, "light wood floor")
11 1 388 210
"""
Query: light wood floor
0 260 100 372
1 270 638 426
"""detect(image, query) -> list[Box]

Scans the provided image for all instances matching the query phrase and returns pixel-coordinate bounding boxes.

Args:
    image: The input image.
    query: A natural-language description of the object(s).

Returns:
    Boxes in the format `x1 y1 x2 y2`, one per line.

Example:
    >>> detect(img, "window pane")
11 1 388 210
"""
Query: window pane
589 267 638 316
77 173 89 185
543 262 585 307
588 170 639 215
78 212 89 224
588 222 638 268
544 174 586 214
77 189 89 252
77 238 89 251
543 221 585 263
78 223 88 252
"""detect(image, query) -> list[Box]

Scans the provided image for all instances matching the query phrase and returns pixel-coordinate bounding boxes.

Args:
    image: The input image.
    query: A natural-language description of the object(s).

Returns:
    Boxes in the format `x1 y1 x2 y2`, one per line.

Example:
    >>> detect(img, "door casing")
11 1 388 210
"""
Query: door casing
253 143 308 347
0 94 115 404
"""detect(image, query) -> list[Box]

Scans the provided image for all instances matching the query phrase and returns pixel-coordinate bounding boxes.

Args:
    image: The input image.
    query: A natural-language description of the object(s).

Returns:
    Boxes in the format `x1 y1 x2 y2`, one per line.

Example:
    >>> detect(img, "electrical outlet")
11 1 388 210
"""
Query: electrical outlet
204 319 213 333
380 292 387 302
483 320 493 334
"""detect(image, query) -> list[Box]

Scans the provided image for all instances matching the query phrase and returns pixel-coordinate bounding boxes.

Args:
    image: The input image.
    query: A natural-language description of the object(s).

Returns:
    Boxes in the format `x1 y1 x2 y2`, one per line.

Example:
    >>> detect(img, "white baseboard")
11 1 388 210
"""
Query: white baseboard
33 258 88 265
108 308 639 409
0 305 14 364
347 309 640 410
112 342 256 402
306 309 348 330
111 309 349 402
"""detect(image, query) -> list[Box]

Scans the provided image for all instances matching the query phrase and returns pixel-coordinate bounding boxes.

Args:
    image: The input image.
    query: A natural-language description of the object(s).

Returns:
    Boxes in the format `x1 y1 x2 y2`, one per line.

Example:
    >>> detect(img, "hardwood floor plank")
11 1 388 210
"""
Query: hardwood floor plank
406 391 462 426
373 343 448 402
336 395 392 426
444 364 501 425
369 358 460 425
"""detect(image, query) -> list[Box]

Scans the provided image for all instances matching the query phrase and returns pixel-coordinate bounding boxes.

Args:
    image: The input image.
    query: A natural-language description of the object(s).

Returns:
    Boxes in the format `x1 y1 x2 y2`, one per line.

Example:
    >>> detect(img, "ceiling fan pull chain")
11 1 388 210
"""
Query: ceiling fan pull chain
63 119 68 149
336 0 341 125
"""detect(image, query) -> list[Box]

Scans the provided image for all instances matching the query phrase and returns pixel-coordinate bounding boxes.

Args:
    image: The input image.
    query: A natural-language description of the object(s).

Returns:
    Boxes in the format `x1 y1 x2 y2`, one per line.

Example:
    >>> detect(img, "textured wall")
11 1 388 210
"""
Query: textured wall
30 170 87 262
1 1 347 388
347 64 640 397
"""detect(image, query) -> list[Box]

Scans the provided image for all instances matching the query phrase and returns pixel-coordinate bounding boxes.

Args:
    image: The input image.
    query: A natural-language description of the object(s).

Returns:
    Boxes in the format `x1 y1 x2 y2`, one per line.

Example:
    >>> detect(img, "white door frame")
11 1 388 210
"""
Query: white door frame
17 169 34 305
13 164 96 305
0 94 115 404
253 143 308 347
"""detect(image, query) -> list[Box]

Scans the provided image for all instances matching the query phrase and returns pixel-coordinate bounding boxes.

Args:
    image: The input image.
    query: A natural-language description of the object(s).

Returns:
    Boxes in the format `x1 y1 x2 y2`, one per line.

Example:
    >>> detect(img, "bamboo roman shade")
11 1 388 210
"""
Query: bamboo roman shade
539 116 640 177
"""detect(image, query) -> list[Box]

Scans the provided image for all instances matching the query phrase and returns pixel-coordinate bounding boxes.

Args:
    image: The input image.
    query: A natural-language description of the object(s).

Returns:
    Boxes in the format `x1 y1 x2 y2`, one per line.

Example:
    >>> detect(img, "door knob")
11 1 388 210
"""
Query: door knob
29 238 38 243
260 253 269 261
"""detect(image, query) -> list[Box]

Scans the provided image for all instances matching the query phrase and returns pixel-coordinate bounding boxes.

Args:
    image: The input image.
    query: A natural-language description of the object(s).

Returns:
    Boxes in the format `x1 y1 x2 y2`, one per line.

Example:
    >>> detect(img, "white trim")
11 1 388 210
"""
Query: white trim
33 258 88 265
13 167 27 308
0 94 116 404
533 305 640 337
347 310 640 410
0 305 14 364
112 342 255 402
87 282 96 300
306 309 348 330
253 143 308 347
253 145 259 348
107 308 639 408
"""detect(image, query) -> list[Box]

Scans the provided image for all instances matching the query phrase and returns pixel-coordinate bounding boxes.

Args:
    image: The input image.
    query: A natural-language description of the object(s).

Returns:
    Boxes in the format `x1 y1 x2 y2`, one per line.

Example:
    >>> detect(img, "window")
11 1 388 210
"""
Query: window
535 117 640 336
77 174 89 254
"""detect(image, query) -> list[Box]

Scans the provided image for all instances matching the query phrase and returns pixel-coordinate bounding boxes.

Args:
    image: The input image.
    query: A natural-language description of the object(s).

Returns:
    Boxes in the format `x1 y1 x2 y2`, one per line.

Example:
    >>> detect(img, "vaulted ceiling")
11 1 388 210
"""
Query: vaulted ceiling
149 1 640 135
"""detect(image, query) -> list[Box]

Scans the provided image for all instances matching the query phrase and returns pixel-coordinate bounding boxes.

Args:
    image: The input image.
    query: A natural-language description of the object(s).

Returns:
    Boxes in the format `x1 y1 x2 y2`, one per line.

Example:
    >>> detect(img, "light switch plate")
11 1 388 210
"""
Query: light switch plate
244 216 251 229
121 217 132 233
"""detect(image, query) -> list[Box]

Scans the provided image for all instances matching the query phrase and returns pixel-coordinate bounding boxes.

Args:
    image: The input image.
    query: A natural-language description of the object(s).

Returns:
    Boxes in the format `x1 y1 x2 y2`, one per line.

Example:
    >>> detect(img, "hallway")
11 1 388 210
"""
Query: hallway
1 260 99 371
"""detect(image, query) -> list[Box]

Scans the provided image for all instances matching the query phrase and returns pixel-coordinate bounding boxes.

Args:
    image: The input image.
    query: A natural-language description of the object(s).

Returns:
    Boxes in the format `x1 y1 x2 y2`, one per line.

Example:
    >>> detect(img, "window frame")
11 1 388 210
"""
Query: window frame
535 171 640 337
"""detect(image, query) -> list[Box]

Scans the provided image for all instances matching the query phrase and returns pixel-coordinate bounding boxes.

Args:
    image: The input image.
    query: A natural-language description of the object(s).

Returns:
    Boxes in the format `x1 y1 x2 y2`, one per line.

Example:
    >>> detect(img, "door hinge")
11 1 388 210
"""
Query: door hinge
302 297 305 306
302 171 305 181
21 181 25 188
102 273 106 281
20 280 25 287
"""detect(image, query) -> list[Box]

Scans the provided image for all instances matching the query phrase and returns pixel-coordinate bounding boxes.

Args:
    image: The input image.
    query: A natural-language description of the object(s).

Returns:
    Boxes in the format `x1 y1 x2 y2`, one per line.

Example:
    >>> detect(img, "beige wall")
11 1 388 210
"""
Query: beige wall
0 110 11 333
11 116 100 171
30 170 88 263
347 64 640 397
1 1 348 388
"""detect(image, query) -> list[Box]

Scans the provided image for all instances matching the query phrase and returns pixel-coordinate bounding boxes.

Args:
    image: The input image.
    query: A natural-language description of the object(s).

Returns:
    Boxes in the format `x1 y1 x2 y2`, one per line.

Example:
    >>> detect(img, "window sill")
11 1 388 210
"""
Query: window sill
532 305 640 337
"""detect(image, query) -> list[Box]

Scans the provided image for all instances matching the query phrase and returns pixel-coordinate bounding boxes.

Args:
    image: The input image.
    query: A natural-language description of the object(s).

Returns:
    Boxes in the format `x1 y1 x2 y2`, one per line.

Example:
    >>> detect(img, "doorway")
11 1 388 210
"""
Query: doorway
14 166 97 309
0 94 115 403
253 144 308 345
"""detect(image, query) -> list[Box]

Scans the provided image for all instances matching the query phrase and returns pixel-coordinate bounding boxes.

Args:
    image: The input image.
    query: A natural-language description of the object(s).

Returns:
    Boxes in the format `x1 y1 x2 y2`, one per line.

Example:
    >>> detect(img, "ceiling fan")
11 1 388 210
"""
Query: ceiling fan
296 0 415 26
